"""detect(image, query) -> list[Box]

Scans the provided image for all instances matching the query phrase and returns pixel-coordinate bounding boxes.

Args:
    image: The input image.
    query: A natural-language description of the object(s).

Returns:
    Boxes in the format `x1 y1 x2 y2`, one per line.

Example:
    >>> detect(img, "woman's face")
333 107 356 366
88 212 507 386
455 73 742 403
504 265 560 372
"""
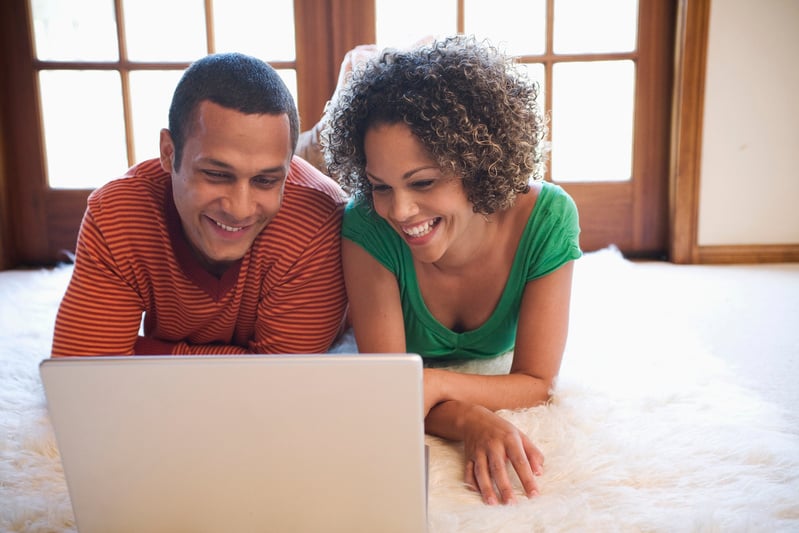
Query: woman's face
363 122 480 265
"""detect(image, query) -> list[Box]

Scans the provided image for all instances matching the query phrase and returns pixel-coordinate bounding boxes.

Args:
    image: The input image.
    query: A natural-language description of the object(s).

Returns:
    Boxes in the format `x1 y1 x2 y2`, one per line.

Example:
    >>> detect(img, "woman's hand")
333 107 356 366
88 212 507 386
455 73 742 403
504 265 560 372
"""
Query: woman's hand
423 370 544 504
460 404 544 505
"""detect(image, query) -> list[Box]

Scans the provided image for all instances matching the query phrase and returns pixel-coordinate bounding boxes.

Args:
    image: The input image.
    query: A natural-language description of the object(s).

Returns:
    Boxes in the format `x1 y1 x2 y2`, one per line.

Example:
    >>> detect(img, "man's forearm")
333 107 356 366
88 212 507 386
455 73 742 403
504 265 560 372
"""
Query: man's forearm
133 336 250 355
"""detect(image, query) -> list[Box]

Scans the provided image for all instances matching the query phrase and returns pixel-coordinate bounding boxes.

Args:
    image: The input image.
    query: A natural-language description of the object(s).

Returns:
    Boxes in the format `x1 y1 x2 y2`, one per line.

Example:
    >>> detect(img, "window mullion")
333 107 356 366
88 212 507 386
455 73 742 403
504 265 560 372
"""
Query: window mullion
114 0 128 61
544 0 555 181
205 0 215 53
113 0 135 166
119 70 136 166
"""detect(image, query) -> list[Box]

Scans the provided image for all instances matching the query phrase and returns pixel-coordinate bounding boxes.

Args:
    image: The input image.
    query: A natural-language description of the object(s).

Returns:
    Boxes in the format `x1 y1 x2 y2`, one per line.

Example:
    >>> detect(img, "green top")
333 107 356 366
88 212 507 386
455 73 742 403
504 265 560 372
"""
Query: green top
342 181 582 361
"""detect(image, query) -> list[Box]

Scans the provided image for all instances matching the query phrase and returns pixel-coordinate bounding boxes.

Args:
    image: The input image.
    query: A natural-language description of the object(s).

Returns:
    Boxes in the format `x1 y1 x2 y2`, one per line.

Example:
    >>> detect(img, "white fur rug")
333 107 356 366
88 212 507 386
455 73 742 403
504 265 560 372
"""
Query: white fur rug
1 248 798 532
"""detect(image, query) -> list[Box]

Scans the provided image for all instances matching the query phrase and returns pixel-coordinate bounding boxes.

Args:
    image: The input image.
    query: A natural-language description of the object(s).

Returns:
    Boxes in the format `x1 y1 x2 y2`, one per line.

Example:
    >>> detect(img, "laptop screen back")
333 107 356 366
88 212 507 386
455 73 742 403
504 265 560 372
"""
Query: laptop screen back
40 354 427 533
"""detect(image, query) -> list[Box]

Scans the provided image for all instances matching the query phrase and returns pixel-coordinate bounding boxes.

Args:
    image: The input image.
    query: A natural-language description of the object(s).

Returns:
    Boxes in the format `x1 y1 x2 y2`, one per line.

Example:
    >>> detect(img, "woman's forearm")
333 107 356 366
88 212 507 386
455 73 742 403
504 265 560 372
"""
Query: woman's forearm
425 367 553 415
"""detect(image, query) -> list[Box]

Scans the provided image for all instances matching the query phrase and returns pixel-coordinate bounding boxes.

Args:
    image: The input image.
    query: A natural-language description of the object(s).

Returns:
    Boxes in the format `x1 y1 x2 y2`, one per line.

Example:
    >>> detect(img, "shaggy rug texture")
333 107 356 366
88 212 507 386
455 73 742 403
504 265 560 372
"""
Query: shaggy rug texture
1 248 798 532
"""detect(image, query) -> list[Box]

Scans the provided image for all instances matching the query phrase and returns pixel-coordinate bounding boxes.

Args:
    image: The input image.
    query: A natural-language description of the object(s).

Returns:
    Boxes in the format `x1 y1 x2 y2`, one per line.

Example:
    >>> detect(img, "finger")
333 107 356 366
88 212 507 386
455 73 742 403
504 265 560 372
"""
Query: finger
487 450 517 505
507 443 538 498
523 438 545 476
463 460 478 492
473 455 499 505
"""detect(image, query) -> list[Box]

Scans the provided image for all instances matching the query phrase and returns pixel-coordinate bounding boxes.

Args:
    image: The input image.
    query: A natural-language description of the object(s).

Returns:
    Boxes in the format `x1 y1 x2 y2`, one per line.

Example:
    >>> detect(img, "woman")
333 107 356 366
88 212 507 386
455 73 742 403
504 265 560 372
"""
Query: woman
324 36 581 505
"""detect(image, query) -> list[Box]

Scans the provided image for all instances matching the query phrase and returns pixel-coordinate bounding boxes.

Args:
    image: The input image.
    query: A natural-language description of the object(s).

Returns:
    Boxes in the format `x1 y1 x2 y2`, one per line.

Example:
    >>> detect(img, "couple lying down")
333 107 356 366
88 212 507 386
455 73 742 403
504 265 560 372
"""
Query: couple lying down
51 36 581 506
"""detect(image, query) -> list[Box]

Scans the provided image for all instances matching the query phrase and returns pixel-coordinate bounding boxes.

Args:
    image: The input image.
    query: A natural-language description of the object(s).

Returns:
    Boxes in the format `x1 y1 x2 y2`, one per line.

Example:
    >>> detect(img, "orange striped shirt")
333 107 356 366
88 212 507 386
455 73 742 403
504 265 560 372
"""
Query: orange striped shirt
52 157 347 356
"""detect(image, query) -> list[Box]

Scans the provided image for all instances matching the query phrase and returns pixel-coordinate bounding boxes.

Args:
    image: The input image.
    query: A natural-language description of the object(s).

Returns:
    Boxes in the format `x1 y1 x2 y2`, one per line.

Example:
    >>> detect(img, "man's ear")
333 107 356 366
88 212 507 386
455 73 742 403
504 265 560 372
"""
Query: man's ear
159 129 175 173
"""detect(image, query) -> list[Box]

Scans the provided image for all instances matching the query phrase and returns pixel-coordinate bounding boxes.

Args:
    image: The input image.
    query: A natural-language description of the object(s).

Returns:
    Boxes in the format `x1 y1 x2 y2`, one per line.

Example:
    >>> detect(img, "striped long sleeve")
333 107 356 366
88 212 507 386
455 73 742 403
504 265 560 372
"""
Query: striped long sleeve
52 157 347 357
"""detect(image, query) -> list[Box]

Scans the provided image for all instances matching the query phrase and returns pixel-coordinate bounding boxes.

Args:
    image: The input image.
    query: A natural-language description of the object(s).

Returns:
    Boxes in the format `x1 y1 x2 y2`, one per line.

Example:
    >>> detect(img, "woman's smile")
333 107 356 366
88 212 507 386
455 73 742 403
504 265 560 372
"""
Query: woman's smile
400 217 441 239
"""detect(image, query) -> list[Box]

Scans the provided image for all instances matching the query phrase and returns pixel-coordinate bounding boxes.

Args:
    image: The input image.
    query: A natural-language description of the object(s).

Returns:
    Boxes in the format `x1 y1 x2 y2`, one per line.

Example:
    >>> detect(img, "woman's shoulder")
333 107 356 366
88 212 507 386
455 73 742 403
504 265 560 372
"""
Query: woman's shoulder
342 195 407 275
537 180 578 212
518 181 582 278
342 195 398 244
503 180 541 228
511 180 579 231
343 196 384 230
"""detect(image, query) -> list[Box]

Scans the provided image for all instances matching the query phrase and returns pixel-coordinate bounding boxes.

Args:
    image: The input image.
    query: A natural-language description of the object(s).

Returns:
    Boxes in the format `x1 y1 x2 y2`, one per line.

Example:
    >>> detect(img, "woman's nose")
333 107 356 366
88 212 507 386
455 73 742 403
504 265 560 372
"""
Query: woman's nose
388 190 419 221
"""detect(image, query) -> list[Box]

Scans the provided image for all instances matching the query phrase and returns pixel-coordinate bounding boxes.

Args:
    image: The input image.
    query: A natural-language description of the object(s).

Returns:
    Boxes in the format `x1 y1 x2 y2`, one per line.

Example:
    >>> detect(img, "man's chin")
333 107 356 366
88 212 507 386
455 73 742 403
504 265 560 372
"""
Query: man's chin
210 249 247 264
199 246 251 274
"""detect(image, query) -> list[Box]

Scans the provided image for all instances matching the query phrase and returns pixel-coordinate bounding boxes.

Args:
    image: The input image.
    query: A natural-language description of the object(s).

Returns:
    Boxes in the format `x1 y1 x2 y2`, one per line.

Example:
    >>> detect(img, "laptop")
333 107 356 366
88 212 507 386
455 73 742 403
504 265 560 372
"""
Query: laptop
40 353 428 533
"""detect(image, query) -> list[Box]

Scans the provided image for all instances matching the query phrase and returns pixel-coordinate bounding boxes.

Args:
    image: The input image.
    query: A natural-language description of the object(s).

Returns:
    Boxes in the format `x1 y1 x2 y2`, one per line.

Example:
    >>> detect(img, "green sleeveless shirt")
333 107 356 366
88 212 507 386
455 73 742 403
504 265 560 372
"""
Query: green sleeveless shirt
342 181 582 361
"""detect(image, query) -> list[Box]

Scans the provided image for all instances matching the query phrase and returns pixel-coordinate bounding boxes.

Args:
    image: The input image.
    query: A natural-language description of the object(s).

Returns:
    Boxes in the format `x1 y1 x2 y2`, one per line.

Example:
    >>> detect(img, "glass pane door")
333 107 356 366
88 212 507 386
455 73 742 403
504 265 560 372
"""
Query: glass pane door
374 0 670 255
29 0 297 190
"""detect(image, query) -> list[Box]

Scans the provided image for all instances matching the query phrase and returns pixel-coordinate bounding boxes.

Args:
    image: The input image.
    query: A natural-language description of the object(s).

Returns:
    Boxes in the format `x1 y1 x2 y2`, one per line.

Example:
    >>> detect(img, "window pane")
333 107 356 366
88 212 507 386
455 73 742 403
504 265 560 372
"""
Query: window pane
551 60 634 182
376 0 456 50
213 0 295 60
39 71 127 189
30 0 118 61
515 63 546 103
464 0 545 56
554 0 638 54
129 71 184 162
276 69 298 111
123 0 206 61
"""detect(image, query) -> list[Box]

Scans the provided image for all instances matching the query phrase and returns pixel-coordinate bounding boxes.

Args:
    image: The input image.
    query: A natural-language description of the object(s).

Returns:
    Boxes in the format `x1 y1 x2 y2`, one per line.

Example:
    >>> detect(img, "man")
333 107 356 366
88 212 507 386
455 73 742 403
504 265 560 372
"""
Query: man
52 53 347 356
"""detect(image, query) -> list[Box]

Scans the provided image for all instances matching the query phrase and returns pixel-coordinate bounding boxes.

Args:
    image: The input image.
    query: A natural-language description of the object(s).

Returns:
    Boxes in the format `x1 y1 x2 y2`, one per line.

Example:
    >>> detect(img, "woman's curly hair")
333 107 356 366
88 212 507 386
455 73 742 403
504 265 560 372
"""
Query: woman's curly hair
323 35 548 215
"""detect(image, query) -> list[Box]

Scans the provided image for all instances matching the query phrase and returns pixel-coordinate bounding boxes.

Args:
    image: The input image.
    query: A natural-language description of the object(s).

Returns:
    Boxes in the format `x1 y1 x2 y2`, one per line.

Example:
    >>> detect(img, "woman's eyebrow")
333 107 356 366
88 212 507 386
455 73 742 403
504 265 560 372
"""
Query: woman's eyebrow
366 165 439 182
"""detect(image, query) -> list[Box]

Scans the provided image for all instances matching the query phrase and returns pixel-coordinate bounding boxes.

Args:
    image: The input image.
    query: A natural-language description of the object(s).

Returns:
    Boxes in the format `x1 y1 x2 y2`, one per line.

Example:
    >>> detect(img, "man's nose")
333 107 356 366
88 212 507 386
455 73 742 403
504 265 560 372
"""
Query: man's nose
225 182 255 221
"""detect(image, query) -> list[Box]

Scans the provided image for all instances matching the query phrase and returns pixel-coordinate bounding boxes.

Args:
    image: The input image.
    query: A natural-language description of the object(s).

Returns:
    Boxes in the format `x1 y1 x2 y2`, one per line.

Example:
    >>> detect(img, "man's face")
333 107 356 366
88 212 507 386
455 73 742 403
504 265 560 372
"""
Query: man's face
160 101 292 275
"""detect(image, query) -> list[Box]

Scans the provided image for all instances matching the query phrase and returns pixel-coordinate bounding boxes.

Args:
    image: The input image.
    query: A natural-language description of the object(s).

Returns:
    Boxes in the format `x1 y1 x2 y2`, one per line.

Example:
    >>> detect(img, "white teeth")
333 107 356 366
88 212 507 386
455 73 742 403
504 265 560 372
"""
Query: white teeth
215 221 244 232
402 219 436 238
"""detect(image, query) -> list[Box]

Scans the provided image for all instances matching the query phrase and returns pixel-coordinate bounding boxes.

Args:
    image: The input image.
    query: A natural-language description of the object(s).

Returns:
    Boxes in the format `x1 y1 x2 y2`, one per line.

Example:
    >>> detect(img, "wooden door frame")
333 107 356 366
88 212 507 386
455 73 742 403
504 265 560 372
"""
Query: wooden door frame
0 0 374 268
5 0 796 267
0 0 50 266
670 0 799 264
561 0 675 258
295 0 375 127
0 104 11 270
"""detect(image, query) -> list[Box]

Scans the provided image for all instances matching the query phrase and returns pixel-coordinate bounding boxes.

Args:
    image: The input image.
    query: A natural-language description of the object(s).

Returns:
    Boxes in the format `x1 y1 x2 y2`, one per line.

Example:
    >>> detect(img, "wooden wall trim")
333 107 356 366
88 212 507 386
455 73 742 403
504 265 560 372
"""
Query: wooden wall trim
669 1 797 264
669 0 711 264
696 244 799 264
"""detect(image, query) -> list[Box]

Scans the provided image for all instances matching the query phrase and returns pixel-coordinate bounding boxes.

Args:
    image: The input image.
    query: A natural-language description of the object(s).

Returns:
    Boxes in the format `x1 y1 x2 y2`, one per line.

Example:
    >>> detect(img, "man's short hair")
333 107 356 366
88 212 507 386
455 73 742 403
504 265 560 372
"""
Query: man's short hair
168 52 299 169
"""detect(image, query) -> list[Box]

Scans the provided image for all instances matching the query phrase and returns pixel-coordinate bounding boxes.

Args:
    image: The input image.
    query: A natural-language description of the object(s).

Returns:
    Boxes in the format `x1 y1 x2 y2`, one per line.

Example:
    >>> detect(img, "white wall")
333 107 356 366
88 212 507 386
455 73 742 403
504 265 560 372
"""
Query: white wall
698 0 799 246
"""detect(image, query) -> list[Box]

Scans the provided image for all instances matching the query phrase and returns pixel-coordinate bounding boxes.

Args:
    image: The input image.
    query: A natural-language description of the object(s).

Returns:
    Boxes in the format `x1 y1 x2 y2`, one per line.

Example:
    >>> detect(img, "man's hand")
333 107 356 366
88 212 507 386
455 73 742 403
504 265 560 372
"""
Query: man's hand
460 404 544 505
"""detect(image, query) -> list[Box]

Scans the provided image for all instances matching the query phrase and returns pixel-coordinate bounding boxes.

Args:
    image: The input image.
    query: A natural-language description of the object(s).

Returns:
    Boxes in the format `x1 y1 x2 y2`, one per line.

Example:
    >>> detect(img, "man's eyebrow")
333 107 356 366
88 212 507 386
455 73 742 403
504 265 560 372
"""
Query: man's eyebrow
198 158 287 174
366 165 439 182
198 157 233 169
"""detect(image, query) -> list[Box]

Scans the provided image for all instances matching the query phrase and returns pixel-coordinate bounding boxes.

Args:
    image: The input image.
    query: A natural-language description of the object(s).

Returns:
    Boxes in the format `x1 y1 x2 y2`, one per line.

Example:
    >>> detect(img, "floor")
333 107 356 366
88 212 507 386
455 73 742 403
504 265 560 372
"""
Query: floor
630 259 799 430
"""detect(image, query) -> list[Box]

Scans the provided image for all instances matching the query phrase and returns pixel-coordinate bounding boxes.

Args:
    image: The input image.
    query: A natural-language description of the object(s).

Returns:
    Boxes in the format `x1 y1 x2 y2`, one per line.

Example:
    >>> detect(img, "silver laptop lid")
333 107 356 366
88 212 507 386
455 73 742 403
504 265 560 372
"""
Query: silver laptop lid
40 354 427 533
